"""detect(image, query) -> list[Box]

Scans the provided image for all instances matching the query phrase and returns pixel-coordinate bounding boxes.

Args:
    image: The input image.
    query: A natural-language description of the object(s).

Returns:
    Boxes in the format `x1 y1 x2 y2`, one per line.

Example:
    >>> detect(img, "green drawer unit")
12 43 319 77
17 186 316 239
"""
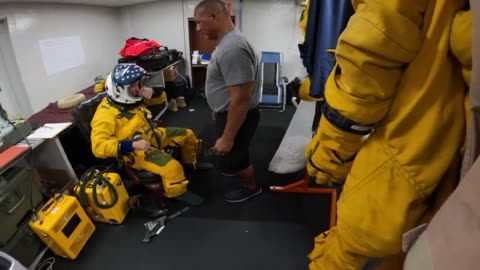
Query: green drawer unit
0 167 42 246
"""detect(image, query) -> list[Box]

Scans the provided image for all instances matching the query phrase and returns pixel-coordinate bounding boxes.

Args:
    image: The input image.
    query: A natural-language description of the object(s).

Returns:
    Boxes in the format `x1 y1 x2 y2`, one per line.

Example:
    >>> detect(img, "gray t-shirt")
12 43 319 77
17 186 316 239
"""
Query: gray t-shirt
205 29 260 113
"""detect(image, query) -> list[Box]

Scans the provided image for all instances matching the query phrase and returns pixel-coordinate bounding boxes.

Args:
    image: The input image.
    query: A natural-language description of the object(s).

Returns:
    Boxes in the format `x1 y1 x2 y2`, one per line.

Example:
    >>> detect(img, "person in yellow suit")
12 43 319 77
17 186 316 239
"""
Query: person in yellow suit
305 0 470 269
91 63 205 206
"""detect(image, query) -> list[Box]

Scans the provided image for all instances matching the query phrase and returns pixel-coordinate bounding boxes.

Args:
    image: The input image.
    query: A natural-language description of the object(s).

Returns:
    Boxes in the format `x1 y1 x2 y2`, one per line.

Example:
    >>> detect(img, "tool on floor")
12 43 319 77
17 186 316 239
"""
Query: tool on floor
142 206 189 243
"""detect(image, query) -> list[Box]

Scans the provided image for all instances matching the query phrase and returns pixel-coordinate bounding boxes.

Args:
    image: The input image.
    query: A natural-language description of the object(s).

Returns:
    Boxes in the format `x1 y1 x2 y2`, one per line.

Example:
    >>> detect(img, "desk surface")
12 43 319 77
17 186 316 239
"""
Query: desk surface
0 139 44 173
28 85 95 126
192 64 208 68
29 60 185 126
0 123 70 171
0 146 30 172
27 123 72 140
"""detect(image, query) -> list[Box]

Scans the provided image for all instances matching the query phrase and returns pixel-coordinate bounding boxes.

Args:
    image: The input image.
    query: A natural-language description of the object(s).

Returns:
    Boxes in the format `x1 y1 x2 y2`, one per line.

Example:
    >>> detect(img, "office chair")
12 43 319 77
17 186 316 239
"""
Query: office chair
258 51 288 112
72 92 173 197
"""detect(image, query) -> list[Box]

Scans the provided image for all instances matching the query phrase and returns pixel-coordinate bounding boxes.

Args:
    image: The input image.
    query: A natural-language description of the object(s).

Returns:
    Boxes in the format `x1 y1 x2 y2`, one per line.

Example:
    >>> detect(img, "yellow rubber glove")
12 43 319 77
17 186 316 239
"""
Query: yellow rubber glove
299 78 324 102
305 116 365 185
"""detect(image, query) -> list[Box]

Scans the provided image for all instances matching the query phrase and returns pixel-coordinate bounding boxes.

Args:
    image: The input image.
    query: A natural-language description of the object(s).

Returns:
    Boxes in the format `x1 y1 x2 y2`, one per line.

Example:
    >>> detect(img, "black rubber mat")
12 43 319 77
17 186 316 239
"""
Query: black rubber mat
51 216 315 270
48 98 333 269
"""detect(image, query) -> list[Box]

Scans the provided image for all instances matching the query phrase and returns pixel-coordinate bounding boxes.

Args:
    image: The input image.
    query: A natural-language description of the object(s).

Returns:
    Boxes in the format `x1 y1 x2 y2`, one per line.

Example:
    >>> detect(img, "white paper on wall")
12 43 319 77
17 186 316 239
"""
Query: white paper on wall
39 36 85 75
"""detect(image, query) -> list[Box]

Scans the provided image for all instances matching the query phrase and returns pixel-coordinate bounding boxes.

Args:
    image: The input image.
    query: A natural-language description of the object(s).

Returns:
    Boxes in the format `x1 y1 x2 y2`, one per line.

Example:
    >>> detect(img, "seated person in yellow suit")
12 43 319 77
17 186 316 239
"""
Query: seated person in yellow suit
304 0 470 269
91 63 205 206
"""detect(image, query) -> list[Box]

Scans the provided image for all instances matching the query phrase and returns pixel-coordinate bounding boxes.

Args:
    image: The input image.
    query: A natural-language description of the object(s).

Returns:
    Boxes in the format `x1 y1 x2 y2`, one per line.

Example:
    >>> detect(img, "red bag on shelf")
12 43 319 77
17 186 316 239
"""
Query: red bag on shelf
119 37 162 58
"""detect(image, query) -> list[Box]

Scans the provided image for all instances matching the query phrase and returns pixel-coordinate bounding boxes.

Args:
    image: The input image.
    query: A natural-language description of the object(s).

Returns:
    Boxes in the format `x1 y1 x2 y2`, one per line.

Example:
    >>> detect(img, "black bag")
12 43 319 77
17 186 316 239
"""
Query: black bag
118 47 183 72
286 77 301 105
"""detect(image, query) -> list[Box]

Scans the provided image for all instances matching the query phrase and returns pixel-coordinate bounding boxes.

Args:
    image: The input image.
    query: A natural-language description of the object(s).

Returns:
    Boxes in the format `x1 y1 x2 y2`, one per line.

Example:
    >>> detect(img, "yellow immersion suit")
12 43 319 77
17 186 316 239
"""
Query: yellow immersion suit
91 98 201 198
305 0 469 269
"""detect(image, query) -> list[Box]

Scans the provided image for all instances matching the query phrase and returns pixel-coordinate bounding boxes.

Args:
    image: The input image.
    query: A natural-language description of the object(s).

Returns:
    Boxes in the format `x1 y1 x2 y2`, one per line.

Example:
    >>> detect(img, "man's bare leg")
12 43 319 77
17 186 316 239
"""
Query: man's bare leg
237 164 256 189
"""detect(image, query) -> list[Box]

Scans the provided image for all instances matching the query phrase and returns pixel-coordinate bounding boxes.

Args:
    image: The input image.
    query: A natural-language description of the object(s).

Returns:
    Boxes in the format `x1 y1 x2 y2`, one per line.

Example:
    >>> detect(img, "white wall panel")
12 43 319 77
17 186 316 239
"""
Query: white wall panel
243 0 307 80
0 3 123 113
119 1 185 54
0 0 307 114
122 0 306 81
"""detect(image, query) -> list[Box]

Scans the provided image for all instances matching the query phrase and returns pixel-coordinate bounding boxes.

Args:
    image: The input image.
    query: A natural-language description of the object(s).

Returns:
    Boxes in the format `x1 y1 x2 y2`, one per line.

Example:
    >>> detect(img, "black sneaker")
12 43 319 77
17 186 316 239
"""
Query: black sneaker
224 186 262 203
194 162 214 170
175 191 204 206
183 162 214 171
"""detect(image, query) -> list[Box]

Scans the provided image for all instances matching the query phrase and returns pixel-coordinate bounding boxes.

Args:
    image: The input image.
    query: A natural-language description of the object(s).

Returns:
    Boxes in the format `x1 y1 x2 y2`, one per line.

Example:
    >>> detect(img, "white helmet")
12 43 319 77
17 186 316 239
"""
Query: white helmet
105 63 147 104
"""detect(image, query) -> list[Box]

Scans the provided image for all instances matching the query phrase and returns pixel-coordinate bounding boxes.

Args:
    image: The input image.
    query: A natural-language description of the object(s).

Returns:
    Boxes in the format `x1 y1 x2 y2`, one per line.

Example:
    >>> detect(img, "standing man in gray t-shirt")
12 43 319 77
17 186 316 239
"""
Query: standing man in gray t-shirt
194 0 262 203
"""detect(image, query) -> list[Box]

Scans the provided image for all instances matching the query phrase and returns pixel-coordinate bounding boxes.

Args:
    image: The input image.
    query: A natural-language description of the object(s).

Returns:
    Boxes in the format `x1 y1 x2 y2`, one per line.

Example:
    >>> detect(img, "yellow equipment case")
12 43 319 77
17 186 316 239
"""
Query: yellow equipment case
74 167 130 224
29 194 95 259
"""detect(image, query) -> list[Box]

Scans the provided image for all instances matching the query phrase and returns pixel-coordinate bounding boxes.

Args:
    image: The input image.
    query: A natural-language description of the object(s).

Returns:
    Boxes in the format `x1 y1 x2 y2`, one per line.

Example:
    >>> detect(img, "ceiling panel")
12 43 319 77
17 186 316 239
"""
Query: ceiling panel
0 0 160 7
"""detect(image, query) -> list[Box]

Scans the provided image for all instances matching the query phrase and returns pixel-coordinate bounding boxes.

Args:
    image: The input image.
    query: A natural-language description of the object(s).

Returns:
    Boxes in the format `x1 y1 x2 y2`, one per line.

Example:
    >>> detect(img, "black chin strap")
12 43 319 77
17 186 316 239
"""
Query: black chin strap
106 96 142 111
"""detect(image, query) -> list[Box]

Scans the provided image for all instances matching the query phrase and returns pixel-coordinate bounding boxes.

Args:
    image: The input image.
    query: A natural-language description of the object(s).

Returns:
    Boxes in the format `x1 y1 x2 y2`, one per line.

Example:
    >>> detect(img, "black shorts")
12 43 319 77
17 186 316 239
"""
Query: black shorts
215 107 260 174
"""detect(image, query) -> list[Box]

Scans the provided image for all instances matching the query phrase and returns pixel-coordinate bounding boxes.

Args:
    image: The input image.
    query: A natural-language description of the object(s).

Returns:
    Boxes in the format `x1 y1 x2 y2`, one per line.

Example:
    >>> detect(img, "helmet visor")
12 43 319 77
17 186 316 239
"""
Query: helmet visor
128 76 150 97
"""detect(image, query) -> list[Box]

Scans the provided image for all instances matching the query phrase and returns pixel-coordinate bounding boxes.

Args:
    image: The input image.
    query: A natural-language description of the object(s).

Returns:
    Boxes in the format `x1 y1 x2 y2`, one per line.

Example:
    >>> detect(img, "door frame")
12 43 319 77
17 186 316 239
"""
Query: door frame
0 17 33 116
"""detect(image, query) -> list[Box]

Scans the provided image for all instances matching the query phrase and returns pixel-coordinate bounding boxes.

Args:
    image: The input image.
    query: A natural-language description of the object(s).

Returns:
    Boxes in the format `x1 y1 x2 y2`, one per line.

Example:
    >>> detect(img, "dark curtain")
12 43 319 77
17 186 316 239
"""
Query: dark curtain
299 0 354 98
